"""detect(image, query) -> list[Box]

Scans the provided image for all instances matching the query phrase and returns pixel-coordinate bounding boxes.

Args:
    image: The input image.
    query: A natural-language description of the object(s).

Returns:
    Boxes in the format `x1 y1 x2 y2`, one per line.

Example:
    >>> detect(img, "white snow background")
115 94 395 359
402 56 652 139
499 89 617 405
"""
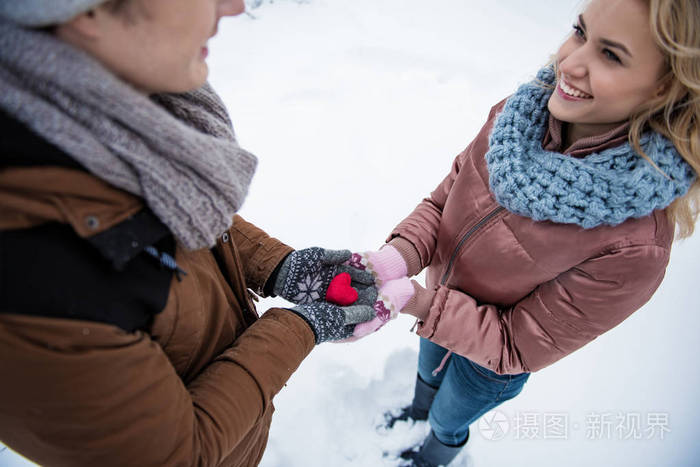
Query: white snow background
3 0 700 466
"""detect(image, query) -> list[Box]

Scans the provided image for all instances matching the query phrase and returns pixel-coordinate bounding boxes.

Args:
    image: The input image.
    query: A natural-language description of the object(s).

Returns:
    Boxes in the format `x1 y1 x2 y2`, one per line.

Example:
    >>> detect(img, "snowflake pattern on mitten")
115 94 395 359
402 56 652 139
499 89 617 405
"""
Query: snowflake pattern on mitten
276 247 337 304
292 273 324 303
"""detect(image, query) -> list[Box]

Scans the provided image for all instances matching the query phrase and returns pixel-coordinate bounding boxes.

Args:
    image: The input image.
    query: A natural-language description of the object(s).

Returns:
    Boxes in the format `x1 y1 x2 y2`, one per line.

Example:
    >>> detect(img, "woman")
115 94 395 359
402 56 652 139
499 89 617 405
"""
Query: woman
351 0 699 465
0 1 378 465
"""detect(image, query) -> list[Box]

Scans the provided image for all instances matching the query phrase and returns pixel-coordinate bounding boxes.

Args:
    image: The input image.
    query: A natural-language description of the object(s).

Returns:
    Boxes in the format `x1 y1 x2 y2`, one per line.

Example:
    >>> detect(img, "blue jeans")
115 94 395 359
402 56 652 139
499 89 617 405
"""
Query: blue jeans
418 338 530 446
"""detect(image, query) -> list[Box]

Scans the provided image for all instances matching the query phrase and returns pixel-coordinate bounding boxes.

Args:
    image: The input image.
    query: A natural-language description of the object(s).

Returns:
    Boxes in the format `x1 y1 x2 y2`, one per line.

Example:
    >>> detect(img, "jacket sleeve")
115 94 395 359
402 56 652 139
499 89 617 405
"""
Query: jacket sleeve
0 308 314 467
387 101 506 274
415 243 671 374
228 214 294 295
387 147 469 273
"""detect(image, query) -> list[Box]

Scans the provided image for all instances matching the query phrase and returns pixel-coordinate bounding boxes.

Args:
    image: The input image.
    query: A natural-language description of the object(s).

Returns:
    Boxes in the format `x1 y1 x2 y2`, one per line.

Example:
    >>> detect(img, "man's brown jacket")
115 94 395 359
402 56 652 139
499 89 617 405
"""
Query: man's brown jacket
0 112 315 466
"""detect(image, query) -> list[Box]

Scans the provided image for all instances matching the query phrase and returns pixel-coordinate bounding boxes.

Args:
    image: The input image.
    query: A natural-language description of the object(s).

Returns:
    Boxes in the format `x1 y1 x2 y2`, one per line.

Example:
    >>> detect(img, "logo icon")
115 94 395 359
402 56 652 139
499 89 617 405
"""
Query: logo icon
478 410 510 441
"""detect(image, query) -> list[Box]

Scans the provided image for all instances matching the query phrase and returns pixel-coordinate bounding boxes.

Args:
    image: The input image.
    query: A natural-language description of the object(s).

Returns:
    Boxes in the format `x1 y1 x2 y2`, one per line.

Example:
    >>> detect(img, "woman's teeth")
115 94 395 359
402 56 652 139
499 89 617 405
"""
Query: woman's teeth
560 80 592 99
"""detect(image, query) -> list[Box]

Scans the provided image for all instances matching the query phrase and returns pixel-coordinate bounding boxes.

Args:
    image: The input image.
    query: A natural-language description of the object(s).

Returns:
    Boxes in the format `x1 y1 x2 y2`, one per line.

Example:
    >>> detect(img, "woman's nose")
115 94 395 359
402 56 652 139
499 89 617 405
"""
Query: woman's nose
218 0 246 17
559 46 589 80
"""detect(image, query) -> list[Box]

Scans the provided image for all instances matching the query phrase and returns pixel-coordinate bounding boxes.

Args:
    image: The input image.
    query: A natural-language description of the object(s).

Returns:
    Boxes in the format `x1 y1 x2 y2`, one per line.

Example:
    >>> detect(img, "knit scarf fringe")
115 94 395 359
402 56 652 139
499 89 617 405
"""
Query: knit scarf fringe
485 66 696 229
0 20 257 250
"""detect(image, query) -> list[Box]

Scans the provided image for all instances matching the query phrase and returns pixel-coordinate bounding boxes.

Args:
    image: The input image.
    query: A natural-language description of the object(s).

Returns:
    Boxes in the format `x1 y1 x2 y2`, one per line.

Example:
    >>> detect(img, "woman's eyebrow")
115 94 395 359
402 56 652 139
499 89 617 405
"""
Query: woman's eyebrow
579 14 633 58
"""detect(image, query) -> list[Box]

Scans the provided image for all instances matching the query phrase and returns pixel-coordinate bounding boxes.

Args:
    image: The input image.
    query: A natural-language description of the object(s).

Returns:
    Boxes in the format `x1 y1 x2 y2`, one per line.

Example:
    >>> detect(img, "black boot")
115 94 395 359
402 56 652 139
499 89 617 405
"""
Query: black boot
399 430 468 467
384 374 439 428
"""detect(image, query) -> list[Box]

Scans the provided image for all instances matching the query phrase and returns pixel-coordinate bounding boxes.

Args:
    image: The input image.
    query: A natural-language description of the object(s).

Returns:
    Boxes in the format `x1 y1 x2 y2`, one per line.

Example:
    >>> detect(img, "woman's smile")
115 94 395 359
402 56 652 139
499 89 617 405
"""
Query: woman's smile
556 78 593 101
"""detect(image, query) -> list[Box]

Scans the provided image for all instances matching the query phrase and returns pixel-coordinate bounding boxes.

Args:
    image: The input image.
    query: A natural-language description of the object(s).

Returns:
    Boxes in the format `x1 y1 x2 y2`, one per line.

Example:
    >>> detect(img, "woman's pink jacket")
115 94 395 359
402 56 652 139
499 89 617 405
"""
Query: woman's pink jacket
389 101 673 374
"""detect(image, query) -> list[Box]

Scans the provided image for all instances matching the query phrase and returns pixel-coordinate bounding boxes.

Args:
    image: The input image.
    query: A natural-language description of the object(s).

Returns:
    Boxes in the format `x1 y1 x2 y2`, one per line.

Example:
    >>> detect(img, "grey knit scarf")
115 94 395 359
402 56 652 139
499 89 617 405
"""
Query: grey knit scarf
0 20 257 250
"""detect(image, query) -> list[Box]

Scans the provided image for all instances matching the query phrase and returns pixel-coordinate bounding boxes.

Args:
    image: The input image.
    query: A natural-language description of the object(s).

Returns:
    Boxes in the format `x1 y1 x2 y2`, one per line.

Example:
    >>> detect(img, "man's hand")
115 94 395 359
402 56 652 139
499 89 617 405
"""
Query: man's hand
273 248 376 305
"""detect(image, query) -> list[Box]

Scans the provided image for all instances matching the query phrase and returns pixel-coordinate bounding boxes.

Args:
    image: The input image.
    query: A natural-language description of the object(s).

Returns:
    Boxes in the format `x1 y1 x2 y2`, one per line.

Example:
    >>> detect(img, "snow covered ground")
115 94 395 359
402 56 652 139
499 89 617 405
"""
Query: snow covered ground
3 1 700 466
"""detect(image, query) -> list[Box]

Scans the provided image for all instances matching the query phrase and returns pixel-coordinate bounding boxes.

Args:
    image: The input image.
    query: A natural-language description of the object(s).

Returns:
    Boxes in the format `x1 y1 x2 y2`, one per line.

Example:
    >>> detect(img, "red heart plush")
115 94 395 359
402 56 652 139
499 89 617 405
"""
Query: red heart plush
325 272 359 306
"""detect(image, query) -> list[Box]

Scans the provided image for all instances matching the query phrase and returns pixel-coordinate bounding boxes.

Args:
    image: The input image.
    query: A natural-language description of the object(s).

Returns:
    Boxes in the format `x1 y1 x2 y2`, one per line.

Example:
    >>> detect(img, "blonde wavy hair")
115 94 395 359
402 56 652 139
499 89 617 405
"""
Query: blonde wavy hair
632 0 700 239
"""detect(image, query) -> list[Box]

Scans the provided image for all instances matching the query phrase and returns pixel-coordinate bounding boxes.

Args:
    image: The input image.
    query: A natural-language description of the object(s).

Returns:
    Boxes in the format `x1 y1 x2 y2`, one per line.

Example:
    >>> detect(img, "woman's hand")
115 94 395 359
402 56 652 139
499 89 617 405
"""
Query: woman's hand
346 245 408 286
346 277 436 341
350 277 416 339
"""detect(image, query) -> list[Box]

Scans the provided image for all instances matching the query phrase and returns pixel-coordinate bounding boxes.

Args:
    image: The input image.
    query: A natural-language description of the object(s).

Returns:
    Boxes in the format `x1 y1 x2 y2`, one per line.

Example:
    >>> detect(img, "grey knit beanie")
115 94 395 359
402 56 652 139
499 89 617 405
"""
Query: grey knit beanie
0 0 110 27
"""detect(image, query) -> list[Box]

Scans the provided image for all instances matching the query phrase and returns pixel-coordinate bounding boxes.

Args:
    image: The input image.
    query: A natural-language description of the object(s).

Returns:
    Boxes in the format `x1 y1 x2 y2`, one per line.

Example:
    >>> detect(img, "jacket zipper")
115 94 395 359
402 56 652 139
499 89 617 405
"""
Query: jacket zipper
439 206 505 285
228 240 260 325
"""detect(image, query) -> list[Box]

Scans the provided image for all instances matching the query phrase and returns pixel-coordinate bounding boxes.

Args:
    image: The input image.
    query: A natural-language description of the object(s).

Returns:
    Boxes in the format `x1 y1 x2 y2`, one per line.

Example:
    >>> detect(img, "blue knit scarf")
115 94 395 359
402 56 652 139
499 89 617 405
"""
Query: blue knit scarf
485 67 696 228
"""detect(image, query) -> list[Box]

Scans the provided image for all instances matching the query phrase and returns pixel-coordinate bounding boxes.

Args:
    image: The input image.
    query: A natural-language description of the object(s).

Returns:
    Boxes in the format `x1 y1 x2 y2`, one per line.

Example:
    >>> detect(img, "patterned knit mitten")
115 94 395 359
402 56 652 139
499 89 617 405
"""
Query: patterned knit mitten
273 247 376 305
350 277 415 339
345 245 407 286
289 302 376 344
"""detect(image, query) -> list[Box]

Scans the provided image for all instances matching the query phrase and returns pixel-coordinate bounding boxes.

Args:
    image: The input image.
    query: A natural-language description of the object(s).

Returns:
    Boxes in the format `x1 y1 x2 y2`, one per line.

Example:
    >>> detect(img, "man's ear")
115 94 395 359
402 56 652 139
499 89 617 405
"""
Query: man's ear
55 9 102 42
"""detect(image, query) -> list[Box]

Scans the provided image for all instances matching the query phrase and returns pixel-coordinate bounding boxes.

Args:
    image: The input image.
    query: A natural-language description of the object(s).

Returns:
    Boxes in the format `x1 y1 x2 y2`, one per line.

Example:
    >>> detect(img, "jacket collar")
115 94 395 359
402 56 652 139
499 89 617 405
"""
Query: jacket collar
542 113 630 158
0 111 171 270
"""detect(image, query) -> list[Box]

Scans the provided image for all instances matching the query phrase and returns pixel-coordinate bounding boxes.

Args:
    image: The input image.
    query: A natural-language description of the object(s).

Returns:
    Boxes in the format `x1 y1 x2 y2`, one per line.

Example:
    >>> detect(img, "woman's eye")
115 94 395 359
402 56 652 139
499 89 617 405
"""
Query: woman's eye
603 49 622 63
572 24 585 39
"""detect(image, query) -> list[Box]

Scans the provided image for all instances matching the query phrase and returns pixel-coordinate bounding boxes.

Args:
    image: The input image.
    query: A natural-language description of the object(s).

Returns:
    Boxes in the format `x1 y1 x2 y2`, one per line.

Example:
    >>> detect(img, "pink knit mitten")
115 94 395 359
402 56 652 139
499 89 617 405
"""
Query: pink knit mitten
345 245 407 286
351 277 415 338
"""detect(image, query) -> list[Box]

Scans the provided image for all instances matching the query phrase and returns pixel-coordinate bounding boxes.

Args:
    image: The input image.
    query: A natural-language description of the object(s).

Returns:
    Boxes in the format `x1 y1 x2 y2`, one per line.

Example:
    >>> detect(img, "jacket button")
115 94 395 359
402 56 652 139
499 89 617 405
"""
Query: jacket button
85 216 100 230
221 232 230 243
